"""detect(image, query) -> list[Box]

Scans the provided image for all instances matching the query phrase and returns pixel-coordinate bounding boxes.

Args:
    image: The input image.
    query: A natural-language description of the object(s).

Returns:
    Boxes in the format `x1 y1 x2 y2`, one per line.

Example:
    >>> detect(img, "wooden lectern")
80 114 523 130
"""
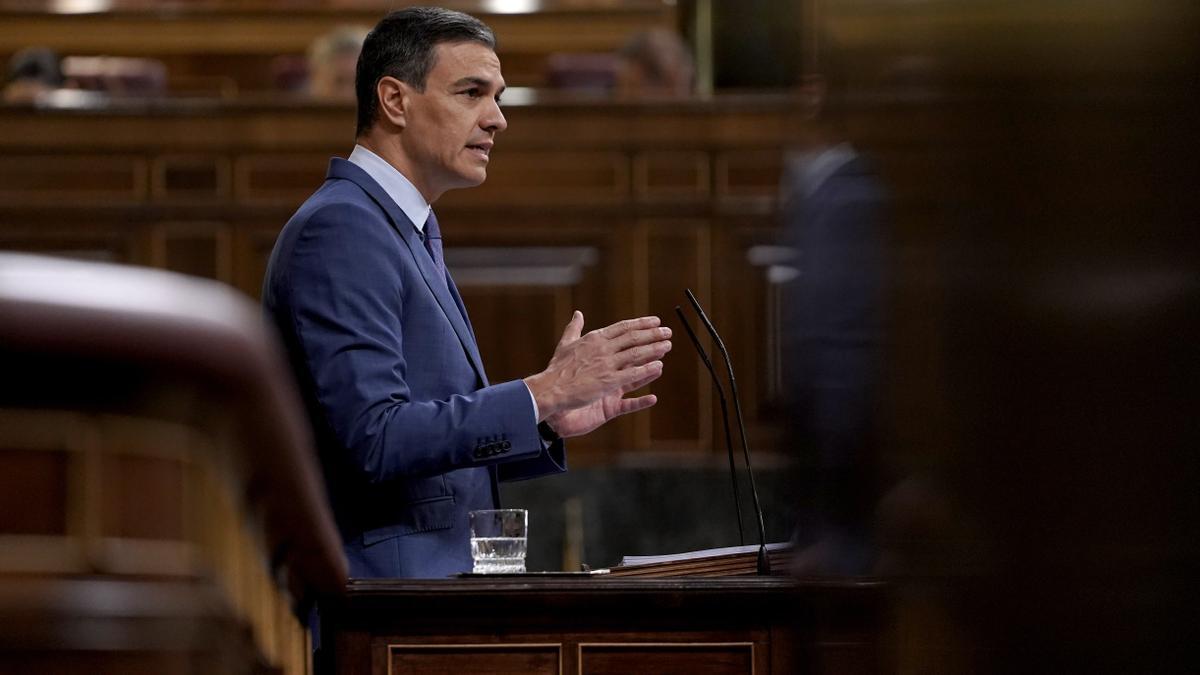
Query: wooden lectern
318 576 886 675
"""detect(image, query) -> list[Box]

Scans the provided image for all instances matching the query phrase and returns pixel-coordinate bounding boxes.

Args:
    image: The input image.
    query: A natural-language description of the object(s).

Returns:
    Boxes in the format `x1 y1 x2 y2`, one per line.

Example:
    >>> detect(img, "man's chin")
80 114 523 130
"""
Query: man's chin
458 170 488 188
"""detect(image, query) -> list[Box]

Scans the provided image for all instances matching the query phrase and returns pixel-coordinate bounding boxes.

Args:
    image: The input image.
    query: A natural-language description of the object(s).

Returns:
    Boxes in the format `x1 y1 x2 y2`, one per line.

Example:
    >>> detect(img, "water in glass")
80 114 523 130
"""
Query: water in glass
471 535 527 573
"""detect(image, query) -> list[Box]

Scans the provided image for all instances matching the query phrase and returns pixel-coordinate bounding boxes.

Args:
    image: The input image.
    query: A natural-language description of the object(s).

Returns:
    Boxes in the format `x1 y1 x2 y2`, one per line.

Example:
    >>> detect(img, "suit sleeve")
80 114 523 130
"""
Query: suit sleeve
277 201 555 484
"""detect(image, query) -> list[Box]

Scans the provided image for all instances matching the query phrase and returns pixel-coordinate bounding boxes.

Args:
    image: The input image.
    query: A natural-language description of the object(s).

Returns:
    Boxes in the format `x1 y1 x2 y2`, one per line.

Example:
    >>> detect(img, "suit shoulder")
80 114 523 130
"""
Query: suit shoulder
267 180 404 291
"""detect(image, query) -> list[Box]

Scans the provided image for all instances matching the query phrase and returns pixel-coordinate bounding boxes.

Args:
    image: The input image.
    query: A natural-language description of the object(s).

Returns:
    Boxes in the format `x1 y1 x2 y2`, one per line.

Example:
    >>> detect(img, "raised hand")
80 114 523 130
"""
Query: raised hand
523 311 670 436
545 358 662 438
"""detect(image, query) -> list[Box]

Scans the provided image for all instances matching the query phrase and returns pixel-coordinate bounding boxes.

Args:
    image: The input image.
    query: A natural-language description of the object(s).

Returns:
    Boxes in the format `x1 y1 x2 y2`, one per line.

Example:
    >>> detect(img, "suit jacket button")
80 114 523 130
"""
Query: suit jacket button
501 441 511 450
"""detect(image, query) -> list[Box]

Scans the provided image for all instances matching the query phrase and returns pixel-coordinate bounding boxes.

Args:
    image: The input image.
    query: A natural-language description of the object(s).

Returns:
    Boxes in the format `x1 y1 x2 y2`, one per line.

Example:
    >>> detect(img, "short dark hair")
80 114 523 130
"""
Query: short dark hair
355 7 496 137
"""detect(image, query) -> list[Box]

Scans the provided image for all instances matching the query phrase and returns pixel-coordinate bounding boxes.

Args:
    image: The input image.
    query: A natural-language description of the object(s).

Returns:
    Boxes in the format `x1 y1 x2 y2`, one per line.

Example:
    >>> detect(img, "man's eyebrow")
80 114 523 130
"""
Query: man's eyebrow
452 76 506 93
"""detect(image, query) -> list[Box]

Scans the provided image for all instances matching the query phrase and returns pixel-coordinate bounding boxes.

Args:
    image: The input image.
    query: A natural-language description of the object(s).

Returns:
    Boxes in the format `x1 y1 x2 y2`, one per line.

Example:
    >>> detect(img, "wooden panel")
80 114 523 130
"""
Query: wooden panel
0 156 146 204
152 155 229 201
448 151 628 206
460 284 564 387
579 643 754 675
0 229 135 264
101 453 186 541
152 222 231 281
635 152 710 202
388 644 561 675
715 150 784 204
235 154 330 205
643 222 710 450
0 449 69 536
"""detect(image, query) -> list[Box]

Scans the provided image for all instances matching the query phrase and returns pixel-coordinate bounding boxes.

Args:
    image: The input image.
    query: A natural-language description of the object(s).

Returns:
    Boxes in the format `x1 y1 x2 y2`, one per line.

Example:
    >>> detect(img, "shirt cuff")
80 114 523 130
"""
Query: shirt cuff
523 380 540 424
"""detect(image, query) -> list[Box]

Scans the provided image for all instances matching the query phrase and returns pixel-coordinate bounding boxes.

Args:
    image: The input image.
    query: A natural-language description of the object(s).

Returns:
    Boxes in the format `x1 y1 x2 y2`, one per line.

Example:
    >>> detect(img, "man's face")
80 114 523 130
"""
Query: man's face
399 41 507 202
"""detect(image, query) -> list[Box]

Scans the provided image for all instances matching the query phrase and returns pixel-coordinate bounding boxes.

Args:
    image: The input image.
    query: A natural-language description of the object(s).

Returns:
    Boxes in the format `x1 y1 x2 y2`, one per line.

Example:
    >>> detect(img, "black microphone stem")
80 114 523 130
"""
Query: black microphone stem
685 289 771 575
674 305 745 546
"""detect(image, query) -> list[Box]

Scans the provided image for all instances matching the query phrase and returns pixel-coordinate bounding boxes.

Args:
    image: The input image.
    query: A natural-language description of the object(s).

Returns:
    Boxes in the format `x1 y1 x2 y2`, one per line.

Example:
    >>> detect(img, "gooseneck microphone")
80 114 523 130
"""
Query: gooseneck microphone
684 289 771 575
674 305 745 546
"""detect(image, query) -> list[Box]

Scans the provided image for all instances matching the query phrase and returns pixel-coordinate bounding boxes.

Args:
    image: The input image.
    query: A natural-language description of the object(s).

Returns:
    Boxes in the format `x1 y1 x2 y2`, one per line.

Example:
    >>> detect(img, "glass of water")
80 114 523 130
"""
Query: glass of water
469 508 528 574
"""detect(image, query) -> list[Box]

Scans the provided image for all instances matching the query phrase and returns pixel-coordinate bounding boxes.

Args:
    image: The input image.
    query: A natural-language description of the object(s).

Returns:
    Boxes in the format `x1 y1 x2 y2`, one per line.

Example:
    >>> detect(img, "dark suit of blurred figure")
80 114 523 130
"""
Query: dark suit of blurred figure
780 75 888 576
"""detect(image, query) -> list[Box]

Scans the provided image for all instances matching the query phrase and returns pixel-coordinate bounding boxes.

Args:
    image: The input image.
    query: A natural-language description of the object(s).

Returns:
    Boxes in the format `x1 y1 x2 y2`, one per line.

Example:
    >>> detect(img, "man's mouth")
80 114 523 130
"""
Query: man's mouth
466 141 492 159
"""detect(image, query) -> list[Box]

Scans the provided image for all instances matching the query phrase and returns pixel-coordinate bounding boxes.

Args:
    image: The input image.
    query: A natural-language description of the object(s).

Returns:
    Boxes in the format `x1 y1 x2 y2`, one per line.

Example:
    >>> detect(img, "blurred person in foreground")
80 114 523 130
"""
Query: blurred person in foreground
263 7 671 579
307 25 369 101
780 53 889 577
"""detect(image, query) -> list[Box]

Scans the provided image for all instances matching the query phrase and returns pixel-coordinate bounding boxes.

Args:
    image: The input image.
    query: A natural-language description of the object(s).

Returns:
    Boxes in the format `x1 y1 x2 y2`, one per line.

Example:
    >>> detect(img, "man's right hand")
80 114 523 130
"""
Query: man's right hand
523 311 671 428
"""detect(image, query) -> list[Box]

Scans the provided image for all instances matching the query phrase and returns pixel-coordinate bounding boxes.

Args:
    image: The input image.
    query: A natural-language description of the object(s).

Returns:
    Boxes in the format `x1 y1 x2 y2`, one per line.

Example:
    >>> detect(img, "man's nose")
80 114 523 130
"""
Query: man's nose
482 98 507 133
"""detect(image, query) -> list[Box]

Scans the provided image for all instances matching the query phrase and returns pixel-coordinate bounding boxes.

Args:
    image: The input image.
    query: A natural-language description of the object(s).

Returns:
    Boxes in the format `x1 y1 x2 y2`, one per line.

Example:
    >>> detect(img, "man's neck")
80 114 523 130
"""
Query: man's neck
356 132 438 203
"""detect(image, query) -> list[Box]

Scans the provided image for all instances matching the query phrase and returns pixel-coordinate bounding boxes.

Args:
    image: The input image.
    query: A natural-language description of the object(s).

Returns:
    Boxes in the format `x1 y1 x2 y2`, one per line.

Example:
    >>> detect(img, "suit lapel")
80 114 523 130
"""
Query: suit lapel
326 159 489 385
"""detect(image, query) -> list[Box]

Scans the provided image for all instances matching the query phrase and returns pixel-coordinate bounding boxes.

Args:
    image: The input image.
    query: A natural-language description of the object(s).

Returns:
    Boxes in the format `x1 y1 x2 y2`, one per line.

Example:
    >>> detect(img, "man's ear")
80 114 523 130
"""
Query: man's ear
376 76 409 129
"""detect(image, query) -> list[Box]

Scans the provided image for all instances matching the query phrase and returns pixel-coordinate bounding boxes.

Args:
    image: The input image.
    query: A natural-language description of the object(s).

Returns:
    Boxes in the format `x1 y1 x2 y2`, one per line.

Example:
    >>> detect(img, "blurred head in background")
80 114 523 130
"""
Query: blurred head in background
615 28 695 99
2 47 63 104
307 25 369 101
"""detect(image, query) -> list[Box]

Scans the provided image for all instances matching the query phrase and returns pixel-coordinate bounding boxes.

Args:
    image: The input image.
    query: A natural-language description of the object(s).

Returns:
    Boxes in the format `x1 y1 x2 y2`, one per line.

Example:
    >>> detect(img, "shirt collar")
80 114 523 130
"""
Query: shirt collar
348 144 432 232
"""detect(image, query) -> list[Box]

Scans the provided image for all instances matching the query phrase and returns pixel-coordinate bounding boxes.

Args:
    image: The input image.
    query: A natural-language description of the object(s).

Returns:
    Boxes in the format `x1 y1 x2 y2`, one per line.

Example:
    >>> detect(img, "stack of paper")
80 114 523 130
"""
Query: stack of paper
608 542 792 577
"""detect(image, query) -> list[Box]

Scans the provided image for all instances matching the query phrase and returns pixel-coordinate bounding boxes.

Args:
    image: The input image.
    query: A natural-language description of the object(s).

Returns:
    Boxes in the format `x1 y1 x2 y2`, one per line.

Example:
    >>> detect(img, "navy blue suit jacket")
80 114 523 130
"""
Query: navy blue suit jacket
263 158 565 578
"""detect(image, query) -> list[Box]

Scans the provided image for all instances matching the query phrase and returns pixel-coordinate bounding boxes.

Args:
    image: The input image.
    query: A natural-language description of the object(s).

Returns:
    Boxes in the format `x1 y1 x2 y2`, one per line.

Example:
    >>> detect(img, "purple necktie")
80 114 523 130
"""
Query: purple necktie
421 210 445 277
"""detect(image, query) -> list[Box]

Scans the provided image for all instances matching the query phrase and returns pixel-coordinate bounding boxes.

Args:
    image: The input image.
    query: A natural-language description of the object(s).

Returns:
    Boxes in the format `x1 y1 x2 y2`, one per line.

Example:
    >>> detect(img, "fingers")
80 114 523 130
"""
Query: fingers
612 325 673 352
595 315 661 340
615 337 672 369
620 364 663 394
613 393 658 418
557 310 584 347
616 360 664 392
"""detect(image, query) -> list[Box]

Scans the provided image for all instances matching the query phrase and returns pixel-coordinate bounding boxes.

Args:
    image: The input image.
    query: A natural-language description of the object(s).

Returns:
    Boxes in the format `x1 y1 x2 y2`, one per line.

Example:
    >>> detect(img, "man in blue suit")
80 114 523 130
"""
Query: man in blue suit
263 7 672 578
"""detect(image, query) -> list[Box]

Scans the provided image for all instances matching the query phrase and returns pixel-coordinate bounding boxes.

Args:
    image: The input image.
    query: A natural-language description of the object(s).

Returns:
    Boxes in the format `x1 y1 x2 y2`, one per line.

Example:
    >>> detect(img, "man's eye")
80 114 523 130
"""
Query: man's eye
494 95 503 104
464 88 481 98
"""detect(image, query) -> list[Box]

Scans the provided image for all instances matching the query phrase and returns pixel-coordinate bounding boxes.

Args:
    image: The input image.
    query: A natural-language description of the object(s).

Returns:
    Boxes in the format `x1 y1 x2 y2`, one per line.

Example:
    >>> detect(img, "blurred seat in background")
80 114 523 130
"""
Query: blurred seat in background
61 55 167 97
545 52 620 93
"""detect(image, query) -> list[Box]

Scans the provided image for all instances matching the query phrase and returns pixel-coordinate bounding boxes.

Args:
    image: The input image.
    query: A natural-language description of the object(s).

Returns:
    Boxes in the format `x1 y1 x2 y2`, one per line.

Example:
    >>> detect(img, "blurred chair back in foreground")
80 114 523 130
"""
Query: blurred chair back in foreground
0 253 347 675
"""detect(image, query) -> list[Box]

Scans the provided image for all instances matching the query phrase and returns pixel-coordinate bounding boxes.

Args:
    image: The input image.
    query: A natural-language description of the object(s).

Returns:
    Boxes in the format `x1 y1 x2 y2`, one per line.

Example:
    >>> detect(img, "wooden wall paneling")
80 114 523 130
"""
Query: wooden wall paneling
93 418 197 578
0 155 147 205
447 151 629 207
235 153 332 206
714 149 784 213
0 222 139 265
578 642 756 675
388 643 562 675
641 220 711 454
151 221 233 282
712 220 785 455
152 154 230 202
633 151 710 203
0 411 87 575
